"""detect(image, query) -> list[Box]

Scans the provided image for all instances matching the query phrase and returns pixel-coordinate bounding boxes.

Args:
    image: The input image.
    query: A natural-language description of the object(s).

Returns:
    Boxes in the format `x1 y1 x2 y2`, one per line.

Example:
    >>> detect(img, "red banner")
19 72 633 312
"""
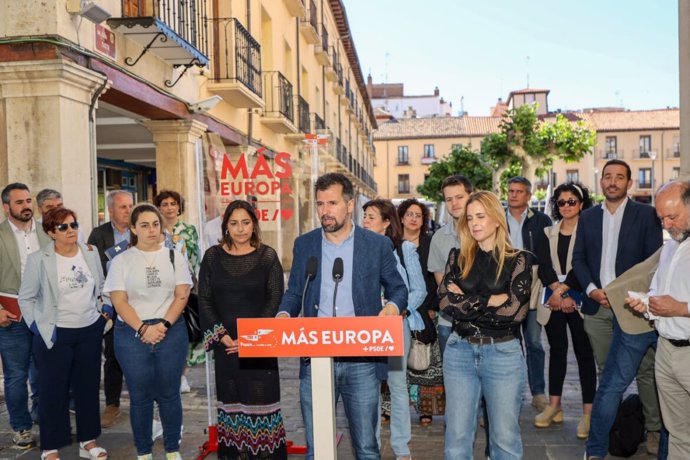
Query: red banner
237 316 404 358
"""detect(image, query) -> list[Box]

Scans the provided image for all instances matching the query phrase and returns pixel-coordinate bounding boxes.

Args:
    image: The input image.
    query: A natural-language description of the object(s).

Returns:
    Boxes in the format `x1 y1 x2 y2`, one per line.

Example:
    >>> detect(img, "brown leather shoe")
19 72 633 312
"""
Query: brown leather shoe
100 404 120 428
646 431 660 455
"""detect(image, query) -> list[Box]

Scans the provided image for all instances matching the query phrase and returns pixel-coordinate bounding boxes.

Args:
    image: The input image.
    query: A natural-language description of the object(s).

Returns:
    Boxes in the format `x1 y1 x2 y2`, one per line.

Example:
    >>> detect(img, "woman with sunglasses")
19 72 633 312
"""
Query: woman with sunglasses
533 182 597 439
104 204 192 460
19 208 108 460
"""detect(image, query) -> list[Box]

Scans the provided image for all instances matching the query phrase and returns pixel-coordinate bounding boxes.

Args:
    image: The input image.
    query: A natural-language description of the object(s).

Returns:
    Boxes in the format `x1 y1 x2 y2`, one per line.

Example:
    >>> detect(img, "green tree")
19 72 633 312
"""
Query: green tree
481 104 596 193
416 145 492 202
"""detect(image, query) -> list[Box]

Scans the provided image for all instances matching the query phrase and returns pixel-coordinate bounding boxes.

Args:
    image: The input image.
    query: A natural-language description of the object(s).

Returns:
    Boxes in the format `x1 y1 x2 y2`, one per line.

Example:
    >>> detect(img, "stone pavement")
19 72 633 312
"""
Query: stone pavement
0 336 658 460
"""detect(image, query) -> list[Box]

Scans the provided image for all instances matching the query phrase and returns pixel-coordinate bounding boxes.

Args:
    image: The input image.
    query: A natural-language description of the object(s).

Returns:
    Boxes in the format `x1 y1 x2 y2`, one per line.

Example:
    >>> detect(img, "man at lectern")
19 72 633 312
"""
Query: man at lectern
278 173 408 459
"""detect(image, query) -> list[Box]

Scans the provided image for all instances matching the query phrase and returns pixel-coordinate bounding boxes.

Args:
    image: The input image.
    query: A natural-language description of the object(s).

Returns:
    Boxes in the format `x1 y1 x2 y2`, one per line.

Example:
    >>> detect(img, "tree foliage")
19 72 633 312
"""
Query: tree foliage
416 145 492 202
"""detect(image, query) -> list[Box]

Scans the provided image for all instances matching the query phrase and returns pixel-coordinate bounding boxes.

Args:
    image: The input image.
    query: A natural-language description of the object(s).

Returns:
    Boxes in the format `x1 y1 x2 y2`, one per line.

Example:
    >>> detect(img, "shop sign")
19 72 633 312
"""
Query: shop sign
95 25 116 59
237 316 404 358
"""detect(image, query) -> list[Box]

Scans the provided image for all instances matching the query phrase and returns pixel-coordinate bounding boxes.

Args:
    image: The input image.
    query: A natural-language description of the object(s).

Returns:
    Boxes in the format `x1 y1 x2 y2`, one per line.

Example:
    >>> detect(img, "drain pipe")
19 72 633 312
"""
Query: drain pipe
87 69 110 229
246 0 253 149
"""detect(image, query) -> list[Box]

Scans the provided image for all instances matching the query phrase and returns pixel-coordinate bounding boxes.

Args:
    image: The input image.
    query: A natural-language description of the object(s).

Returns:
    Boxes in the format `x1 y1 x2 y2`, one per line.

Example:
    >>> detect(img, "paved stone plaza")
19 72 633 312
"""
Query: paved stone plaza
0 340 656 459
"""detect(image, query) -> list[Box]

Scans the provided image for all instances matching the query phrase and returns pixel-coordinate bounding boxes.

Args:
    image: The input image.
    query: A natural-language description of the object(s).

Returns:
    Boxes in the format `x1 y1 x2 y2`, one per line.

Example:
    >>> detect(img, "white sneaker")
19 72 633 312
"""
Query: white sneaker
152 419 163 441
179 375 191 394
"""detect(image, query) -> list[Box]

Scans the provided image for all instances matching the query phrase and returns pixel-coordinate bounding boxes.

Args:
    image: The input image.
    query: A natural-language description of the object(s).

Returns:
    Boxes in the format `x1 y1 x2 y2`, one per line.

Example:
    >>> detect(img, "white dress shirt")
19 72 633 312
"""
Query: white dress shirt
587 198 629 295
9 219 41 275
649 238 690 340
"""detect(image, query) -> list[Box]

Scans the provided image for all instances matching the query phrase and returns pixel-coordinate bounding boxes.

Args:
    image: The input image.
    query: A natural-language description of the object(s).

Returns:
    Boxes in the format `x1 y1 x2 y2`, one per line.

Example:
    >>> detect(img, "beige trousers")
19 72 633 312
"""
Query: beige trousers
656 337 690 458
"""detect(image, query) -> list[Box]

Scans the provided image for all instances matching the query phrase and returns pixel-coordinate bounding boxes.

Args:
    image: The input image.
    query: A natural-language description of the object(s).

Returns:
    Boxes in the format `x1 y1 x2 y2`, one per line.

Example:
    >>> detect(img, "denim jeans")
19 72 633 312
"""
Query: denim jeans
300 360 380 460
586 318 659 458
0 320 33 432
386 319 411 457
444 333 526 460
114 319 188 455
522 309 545 396
437 324 452 358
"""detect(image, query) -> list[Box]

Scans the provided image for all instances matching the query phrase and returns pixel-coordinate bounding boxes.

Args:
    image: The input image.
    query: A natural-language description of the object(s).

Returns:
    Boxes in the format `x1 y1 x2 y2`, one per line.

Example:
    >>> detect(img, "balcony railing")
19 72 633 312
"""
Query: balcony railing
321 25 329 54
263 71 294 122
212 18 262 97
298 96 310 133
637 180 652 190
602 151 618 160
109 0 209 68
307 0 318 31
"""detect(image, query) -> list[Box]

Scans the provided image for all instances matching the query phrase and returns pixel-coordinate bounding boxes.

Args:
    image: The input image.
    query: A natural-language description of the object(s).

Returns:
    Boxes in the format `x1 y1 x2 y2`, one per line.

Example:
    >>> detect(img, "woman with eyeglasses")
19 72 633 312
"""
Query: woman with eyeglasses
533 182 597 440
104 204 192 460
362 199 426 460
397 199 443 426
438 191 532 459
19 208 109 460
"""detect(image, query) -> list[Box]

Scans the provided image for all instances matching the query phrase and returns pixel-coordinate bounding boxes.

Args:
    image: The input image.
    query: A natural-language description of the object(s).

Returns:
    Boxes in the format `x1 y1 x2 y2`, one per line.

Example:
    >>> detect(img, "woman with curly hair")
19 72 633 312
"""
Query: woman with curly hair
439 191 532 459
533 182 597 439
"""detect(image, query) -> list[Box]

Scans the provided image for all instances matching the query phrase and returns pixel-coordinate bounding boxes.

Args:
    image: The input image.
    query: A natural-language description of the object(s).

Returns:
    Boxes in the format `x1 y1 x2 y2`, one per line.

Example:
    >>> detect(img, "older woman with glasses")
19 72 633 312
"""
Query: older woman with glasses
439 191 532 459
533 183 597 439
19 208 109 460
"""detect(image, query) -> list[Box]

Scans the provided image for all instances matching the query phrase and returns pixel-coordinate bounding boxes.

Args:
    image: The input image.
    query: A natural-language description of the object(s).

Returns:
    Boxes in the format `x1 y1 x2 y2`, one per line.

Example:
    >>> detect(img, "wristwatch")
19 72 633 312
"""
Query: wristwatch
161 319 172 329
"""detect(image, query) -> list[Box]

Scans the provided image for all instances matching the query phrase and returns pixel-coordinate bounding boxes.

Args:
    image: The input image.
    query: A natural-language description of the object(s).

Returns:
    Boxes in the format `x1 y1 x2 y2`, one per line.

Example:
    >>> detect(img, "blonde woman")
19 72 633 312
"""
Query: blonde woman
439 191 532 460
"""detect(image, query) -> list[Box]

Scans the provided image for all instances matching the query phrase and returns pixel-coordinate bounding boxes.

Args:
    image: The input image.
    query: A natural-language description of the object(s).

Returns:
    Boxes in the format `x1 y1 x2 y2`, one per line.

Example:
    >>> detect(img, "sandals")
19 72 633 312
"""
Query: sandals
41 451 60 460
79 440 108 459
419 414 433 426
381 413 390 424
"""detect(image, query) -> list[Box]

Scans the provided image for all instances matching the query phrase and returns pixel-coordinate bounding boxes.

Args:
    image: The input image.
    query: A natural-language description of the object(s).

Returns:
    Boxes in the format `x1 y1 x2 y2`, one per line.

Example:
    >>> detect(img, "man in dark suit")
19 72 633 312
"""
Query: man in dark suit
573 160 664 459
278 173 407 460
87 189 133 428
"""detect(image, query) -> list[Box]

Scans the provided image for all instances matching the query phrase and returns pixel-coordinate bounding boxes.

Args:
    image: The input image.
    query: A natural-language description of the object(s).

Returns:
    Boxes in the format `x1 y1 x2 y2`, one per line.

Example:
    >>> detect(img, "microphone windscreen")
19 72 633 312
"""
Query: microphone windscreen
332 257 344 280
306 256 318 279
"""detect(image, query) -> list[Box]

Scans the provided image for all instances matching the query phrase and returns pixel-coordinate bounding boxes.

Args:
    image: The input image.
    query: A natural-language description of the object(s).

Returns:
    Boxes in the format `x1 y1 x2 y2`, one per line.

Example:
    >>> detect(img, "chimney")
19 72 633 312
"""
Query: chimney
367 74 373 96
434 86 440 96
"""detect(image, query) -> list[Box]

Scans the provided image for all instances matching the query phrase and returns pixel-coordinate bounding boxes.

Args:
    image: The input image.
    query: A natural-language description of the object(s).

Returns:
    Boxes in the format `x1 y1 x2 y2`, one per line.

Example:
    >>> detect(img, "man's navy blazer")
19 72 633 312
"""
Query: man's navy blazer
279 225 408 379
572 199 662 315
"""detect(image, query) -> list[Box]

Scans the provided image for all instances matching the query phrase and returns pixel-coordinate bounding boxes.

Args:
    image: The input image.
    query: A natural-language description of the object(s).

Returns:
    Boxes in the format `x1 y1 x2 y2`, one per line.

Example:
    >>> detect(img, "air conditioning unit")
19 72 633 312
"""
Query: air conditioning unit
66 0 112 24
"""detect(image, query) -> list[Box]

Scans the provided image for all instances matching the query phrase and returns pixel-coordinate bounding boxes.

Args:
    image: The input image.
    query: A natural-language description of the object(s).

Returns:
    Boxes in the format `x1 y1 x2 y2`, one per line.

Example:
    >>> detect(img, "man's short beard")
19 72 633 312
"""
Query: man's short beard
321 219 345 233
11 208 33 222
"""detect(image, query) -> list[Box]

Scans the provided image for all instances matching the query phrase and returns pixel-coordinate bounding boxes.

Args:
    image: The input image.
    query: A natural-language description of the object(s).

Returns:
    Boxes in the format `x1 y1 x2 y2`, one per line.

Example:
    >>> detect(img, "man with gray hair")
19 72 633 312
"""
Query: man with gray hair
87 189 133 428
628 180 690 458
35 188 84 243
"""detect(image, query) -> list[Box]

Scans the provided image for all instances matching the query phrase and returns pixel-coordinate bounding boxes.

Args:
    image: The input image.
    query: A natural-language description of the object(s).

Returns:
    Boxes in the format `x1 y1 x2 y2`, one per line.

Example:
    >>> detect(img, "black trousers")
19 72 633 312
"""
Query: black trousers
33 317 104 450
544 310 597 403
103 326 123 406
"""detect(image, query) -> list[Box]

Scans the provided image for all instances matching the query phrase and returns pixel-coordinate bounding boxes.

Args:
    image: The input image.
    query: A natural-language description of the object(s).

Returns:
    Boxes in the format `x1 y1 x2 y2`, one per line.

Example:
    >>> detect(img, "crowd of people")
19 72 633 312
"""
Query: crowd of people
2 159 690 459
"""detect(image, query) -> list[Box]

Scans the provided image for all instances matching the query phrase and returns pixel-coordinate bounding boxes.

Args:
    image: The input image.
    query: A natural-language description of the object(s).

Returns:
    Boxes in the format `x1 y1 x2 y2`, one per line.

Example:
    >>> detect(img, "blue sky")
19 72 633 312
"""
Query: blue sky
342 0 679 116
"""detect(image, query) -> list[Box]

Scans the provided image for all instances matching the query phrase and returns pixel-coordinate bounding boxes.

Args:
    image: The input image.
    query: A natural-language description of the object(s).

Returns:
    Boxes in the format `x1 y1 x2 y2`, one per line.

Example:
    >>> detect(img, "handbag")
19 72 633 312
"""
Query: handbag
407 338 431 371
414 308 438 345
169 250 202 343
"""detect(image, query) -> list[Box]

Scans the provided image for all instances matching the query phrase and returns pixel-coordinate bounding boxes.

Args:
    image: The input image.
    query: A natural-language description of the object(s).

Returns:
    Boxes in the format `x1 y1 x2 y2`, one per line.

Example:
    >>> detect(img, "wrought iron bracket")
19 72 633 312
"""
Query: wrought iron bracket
124 32 167 66
164 59 203 88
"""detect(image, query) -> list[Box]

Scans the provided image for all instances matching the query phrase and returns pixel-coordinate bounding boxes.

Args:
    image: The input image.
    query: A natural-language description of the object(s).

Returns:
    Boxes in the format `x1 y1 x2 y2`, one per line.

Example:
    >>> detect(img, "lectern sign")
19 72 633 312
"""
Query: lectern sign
237 316 404 358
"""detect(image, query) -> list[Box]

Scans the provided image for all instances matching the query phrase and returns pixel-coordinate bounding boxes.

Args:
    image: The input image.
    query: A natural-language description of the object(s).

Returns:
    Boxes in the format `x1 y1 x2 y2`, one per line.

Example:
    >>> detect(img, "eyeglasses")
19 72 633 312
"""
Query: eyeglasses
404 212 422 219
556 199 579 208
55 222 79 232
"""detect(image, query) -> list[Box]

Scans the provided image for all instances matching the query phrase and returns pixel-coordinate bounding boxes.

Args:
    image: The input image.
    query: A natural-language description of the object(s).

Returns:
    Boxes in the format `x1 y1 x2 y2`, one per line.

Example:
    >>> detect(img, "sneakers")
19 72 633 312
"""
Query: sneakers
646 430 660 455
180 375 191 394
576 414 591 440
531 394 549 412
100 404 121 428
12 429 36 449
165 453 182 460
534 405 563 428
136 455 152 460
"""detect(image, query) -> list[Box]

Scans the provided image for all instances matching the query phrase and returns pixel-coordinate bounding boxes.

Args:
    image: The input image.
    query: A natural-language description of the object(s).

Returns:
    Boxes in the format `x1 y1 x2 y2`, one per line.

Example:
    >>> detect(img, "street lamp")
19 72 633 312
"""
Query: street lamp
594 168 599 197
649 150 657 205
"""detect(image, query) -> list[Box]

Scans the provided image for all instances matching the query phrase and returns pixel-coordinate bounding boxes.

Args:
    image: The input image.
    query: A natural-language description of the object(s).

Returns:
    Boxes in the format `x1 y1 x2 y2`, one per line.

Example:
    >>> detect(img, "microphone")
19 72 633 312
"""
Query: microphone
301 256 318 313
332 257 344 317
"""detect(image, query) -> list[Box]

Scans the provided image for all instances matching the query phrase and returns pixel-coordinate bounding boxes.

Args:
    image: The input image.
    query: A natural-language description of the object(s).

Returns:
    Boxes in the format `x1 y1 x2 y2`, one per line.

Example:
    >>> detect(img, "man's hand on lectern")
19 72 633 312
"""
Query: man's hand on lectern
379 303 399 317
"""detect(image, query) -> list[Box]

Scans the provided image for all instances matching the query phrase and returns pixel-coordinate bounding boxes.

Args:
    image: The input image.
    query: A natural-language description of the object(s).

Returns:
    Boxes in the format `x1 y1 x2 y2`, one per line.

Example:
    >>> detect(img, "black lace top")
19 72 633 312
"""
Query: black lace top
438 248 532 338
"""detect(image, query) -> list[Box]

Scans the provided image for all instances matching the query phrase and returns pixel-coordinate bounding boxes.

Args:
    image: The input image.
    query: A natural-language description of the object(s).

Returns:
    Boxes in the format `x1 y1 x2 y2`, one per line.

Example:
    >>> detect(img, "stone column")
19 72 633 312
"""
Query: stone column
680 0 690 179
144 119 208 232
0 59 108 233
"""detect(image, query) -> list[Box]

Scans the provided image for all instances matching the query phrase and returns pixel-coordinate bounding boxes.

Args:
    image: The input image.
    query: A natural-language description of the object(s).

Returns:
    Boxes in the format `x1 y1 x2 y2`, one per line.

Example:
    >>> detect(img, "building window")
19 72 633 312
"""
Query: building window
639 136 651 158
423 144 435 158
398 174 410 194
566 170 580 183
638 168 652 189
673 136 680 157
605 136 617 159
397 146 409 165
673 167 680 180
451 143 463 151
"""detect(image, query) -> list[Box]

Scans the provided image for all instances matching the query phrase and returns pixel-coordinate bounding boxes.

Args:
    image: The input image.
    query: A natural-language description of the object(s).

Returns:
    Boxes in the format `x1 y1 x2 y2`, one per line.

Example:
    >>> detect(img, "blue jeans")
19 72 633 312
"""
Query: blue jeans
444 333 526 460
114 319 188 455
586 319 659 457
522 309 545 396
437 324 452 358
386 319 411 457
0 320 33 432
300 361 380 460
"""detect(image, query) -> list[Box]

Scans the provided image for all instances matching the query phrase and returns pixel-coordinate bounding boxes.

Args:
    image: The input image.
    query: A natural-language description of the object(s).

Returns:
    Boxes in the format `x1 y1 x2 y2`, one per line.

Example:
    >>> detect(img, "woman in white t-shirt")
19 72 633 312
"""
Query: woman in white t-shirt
19 208 109 460
103 203 192 460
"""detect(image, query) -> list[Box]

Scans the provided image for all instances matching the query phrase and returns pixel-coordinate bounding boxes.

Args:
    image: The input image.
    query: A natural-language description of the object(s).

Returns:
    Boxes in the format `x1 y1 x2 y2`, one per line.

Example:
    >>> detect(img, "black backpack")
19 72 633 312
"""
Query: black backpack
609 394 645 458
